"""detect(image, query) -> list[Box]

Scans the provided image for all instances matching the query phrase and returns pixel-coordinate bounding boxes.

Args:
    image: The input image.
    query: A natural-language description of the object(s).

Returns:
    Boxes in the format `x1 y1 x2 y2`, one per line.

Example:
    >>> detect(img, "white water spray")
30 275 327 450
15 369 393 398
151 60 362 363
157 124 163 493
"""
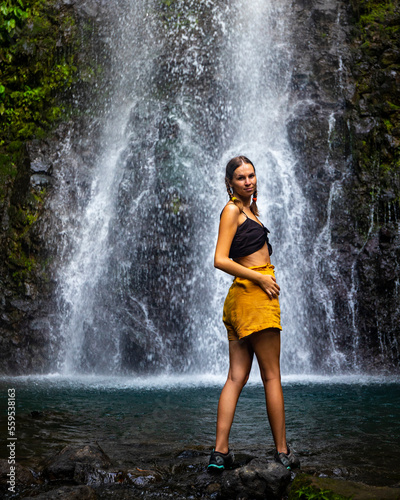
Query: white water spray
52 0 314 375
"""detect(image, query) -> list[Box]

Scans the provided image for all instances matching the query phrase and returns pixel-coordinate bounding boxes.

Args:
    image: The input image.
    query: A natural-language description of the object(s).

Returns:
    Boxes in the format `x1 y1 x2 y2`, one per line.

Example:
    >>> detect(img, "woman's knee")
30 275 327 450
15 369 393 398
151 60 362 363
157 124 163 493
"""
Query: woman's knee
259 367 281 384
256 349 281 383
228 369 250 388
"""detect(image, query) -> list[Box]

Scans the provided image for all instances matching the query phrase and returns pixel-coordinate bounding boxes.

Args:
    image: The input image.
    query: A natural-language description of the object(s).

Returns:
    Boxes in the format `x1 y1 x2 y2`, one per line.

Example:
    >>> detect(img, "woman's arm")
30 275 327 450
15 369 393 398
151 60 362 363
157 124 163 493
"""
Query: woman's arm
214 204 280 298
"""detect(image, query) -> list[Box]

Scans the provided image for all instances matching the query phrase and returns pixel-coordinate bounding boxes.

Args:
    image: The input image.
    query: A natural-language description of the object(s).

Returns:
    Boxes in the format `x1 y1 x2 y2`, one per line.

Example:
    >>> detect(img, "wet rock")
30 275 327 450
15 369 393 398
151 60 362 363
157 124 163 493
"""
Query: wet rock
177 449 203 459
30 174 51 187
0 459 38 488
30 410 44 419
130 474 157 489
76 0 99 18
26 141 53 174
220 458 291 500
42 444 112 483
290 474 400 500
22 485 96 499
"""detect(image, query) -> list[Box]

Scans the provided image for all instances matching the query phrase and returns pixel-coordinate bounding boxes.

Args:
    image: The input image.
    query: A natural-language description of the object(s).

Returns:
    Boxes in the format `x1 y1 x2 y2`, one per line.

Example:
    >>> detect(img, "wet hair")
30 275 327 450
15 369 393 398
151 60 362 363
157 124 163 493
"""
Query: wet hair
225 156 259 216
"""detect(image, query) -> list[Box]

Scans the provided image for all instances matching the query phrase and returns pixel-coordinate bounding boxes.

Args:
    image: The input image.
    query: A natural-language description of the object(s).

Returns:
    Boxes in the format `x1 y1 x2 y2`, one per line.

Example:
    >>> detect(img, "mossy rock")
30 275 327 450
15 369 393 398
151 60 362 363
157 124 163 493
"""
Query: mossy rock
289 474 400 500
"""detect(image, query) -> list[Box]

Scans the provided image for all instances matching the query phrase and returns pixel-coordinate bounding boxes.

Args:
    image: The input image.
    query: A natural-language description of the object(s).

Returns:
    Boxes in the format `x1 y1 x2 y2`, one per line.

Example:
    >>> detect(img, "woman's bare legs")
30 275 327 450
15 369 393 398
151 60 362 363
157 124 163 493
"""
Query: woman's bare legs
214 339 254 454
249 328 287 453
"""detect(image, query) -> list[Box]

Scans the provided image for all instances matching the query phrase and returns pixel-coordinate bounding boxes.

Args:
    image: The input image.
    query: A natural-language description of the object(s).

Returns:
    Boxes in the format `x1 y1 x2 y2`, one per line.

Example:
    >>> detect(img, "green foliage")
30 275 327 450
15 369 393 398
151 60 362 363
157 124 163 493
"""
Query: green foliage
0 0 77 148
290 476 352 500
294 485 350 500
6 183 47 286
358 0 394 25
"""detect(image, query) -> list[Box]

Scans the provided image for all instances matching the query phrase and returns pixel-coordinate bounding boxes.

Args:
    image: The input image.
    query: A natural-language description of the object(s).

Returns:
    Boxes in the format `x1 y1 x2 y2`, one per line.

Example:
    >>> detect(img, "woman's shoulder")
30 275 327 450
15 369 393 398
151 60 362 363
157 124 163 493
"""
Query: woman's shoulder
222 201 241 213
220 201 241 217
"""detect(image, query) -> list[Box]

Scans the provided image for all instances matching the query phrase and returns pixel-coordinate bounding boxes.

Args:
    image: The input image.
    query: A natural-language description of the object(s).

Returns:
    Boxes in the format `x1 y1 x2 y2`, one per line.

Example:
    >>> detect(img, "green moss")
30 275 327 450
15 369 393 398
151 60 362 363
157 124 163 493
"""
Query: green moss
386 101 400 111
359 5 394 26
0 1 108 293
6 186 45 286
289 475 351 500
171 196 181 215
0 0 78 149
383 118 393 132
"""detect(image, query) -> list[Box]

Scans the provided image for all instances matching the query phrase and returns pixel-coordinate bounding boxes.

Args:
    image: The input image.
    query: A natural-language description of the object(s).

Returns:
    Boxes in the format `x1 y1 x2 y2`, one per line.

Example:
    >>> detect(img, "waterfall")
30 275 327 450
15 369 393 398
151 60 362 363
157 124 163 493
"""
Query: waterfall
50 0 313 375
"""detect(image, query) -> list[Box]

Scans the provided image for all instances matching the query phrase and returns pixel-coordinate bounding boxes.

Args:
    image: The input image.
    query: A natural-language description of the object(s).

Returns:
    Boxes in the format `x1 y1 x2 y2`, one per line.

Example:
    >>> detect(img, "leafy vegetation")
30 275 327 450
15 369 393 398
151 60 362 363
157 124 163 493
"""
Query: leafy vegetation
0 0 77 150
0 0 79 287
289 475 352 500
293 485 351 500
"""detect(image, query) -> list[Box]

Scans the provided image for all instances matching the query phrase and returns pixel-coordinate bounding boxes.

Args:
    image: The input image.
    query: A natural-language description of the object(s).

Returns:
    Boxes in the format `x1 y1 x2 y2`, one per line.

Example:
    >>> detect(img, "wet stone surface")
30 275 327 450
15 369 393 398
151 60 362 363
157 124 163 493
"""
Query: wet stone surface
2 442 399 499
1 443 292 499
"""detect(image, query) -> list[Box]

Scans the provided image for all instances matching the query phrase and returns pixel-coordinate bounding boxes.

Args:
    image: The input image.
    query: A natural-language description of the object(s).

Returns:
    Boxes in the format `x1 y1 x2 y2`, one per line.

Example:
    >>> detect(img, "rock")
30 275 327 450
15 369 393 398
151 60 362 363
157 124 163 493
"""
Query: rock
290 474 400 500
30 174 51 186
30 410 44 419
76 0 99 18
26 141 53 174
130 474 157 489
22 485 96 499
41 444 112 483
221 458 291 500
0 459 38 488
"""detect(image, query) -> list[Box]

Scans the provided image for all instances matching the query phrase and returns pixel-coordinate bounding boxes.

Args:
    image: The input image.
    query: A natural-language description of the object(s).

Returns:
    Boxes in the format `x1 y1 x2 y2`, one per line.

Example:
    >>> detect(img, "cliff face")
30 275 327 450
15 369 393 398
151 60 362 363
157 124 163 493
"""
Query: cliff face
0 0 399 374
0 0 111 373
288 0 400 371
346 0 400 370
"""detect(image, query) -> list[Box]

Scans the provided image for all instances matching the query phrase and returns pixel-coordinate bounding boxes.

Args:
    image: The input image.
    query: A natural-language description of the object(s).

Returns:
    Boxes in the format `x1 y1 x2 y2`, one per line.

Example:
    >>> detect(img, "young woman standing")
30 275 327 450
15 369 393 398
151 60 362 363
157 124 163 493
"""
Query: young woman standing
208 156 299 471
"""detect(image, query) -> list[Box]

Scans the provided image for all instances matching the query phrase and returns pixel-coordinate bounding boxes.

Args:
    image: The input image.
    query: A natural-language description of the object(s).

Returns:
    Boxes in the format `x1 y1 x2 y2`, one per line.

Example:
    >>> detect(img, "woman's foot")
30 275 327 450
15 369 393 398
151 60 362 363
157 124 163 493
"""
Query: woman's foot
274 445 300 470
207 449 235 472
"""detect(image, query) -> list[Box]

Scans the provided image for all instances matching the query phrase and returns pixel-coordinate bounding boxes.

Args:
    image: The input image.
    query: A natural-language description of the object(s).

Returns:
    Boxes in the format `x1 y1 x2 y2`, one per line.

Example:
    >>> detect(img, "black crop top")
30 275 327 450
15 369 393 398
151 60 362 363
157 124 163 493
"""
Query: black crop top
229 211 273 259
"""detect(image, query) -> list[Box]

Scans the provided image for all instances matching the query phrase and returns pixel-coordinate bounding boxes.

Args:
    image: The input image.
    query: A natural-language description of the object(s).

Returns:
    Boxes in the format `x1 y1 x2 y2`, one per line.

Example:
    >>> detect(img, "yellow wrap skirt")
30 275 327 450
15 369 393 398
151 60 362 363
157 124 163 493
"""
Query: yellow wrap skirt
223 263 282 341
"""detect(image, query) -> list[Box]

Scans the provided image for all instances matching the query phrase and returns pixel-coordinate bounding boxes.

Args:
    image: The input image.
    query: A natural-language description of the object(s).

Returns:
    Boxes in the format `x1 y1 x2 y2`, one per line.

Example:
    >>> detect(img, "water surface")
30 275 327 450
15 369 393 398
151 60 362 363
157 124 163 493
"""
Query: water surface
1 374 399 487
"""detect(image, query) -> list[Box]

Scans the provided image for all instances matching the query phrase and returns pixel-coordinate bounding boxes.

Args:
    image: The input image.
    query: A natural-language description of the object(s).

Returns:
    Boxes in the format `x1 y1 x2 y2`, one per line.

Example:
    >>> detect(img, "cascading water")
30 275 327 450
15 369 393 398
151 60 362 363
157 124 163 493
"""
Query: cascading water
50 0 313 375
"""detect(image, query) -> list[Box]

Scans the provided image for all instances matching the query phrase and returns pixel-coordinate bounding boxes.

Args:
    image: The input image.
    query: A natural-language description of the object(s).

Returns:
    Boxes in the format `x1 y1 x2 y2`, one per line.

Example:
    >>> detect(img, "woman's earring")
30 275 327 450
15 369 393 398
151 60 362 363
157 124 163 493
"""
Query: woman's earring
252 190 257 202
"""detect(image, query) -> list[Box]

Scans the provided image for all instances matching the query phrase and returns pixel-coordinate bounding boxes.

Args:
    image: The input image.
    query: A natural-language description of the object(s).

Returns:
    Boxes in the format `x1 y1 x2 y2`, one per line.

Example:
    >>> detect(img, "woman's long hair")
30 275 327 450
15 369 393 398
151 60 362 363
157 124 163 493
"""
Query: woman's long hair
225 156 259 216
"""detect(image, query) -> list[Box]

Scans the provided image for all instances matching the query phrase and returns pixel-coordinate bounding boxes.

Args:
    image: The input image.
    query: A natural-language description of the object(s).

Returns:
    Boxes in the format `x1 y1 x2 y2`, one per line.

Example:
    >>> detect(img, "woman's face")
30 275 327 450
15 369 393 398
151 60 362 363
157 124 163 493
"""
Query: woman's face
229 163 257 199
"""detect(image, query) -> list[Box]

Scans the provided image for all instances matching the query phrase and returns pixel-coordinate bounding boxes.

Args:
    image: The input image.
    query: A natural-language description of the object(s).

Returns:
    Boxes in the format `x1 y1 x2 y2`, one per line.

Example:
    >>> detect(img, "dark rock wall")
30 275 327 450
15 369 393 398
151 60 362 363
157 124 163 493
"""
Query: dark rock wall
346 0 400 370
0 0 112 374
288 0 400 371
0 0 399 374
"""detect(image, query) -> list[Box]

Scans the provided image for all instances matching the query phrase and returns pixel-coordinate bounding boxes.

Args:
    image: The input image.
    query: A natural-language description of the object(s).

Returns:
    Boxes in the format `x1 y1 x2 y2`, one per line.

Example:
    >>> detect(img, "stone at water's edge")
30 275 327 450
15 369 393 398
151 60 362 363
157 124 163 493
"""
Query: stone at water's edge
221 458 291 499
0 459 38 488
41 443 112 483
1 443 291 499
2 444 400 499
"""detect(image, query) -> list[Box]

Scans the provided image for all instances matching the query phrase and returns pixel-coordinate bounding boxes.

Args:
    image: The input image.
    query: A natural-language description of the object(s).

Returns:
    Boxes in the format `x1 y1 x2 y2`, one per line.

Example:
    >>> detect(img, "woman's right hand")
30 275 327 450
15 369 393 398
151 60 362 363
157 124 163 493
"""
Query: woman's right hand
257 274 280 300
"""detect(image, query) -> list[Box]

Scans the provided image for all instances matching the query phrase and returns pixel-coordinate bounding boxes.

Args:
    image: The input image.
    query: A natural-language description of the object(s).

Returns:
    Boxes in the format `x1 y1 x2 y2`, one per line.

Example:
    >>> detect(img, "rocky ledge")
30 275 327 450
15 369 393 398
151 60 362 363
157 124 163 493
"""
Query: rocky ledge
1 443 399 500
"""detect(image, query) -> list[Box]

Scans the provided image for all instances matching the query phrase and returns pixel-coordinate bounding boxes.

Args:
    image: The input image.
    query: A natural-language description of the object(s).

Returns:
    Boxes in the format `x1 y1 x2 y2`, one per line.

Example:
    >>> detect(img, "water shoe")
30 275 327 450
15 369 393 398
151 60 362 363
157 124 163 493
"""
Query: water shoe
274 445 300 470
207 449 235 472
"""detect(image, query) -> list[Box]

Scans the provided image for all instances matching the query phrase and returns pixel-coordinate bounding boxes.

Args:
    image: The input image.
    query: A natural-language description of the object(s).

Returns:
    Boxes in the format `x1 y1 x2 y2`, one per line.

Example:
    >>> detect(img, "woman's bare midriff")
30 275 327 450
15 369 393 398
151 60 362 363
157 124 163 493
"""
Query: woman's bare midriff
233 243 271 269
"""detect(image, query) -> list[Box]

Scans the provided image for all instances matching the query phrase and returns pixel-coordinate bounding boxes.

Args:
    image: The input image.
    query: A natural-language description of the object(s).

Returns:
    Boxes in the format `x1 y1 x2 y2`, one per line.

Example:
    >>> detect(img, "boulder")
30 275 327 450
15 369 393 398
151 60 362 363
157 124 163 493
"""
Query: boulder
0 459 38 488
41 444 112 483
221 458 291 500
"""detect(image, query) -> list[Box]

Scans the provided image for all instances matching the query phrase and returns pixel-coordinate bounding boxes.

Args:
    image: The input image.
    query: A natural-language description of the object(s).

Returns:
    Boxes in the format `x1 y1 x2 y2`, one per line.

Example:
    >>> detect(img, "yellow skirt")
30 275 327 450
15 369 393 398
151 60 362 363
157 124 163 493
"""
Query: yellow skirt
223 263 282 341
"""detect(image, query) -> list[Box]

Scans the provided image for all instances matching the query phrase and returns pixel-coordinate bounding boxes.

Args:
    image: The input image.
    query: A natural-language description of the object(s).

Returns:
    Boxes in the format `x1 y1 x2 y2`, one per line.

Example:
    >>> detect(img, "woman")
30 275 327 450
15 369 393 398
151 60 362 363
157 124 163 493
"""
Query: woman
208 156 299 471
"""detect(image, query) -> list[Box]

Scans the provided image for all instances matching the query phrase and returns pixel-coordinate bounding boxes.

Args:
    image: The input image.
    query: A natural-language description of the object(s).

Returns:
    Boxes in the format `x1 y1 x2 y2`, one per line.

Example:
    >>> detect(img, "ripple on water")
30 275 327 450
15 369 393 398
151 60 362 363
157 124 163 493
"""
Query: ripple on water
0 374 399 486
